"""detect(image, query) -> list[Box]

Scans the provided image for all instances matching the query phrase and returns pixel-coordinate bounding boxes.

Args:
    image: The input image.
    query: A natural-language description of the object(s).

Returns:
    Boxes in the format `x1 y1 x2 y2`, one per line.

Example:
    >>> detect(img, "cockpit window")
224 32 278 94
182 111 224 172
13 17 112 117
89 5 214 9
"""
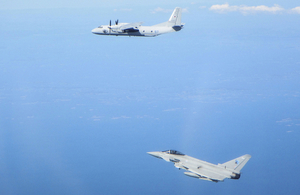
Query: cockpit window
162 150 185 155
98 26 103 28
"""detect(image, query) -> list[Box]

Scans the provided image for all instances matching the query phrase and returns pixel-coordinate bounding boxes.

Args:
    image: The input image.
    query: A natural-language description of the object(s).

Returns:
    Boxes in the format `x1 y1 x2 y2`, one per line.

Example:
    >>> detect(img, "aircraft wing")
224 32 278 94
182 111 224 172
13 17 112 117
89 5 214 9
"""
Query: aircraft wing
188 167 227 182
119 22 143 31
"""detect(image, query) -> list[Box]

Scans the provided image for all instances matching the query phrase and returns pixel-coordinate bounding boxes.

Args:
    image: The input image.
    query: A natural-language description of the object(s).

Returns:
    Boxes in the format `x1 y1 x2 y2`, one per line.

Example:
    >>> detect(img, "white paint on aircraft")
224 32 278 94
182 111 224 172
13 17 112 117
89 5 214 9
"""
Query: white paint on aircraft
92 7 184 37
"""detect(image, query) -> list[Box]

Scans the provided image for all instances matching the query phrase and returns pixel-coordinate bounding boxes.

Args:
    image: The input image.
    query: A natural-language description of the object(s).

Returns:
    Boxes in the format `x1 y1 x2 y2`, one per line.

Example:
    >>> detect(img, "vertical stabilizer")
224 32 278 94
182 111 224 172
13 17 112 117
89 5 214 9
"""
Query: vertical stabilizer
152 7 183 30
168 7 182 26
221 154 251 173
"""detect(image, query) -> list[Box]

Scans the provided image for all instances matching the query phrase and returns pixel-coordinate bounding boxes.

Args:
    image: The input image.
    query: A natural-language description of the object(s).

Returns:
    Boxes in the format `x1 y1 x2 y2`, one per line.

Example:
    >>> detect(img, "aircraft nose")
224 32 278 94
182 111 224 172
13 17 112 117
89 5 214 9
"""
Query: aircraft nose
91 28 98 34
147 152 162 159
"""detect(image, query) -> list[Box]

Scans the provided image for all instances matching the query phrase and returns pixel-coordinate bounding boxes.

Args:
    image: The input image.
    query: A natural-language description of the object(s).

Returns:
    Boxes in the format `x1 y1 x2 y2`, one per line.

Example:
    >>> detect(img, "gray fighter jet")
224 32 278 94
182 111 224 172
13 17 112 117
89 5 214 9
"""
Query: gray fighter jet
148 150 251 182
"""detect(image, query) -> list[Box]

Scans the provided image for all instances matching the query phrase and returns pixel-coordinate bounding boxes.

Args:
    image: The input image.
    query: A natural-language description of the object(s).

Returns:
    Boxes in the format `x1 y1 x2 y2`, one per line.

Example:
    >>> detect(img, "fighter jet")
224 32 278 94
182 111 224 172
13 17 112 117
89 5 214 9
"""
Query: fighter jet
148 150 251 182
91 7 184 37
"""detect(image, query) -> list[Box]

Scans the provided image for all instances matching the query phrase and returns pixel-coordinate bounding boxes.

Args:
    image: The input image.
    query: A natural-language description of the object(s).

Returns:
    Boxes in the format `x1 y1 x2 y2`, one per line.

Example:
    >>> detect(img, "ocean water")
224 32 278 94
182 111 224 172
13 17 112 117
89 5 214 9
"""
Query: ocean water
0 8 300 194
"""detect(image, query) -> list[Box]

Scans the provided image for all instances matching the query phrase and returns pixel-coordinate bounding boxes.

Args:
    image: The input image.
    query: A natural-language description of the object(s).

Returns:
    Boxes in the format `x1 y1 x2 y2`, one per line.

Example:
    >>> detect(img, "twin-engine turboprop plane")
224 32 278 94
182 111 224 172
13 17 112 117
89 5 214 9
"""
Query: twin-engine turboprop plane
91 7 184 37
148 150 251 182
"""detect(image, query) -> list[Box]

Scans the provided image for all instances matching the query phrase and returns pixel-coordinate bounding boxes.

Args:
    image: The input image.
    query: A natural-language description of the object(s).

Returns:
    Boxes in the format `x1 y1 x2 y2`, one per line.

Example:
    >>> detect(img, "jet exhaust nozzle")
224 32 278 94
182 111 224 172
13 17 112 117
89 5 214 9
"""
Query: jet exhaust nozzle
231 173 241 179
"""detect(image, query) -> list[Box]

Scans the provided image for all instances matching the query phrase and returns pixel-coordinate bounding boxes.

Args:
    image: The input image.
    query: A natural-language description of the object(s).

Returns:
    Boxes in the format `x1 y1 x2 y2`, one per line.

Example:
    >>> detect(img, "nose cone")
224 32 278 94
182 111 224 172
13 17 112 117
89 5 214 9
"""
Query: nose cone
91 28 99 34
147 151 163 159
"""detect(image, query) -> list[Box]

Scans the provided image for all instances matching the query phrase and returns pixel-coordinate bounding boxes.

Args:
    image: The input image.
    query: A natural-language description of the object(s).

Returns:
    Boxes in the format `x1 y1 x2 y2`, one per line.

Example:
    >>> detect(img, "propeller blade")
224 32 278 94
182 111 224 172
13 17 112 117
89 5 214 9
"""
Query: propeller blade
108 20 112 33
115 19 119 25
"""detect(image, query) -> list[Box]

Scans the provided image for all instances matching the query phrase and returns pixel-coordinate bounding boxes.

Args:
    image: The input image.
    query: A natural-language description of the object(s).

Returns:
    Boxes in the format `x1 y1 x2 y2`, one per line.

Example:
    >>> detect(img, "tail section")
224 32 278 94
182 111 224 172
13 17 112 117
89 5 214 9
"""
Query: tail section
168 7 182 26
152 7 184 31
221 154 251 173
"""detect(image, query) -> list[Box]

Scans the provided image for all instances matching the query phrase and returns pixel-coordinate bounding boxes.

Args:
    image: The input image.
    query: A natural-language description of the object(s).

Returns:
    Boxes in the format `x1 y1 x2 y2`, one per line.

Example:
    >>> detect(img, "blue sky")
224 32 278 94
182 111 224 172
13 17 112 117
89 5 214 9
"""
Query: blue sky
1 1 300 194
1 0 300 10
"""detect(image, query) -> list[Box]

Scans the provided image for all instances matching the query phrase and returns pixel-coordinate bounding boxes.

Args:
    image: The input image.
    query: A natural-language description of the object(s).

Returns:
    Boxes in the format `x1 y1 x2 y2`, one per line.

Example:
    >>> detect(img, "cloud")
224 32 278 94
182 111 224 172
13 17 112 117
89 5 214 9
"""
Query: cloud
113 8 133 12
209 3 284 14
276 118 292 123
151 7 188 14
92 116 103 121
151 7 173 14
291 6 300 14
182 8 189 13
111 116 131 120
163 108 181 112
276 118 300 127
54 99 71 102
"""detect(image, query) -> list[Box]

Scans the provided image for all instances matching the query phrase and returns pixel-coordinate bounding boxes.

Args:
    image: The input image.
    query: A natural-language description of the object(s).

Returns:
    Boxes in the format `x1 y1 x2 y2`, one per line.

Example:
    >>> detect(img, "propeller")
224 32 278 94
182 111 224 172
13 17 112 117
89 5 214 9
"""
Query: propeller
107 19 119 34
108 20 112 33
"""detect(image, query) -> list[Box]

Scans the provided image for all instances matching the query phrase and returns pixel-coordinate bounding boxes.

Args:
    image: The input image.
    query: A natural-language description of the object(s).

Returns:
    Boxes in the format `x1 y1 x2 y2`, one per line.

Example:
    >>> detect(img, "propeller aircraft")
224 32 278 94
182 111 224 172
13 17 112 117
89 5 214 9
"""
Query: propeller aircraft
91 7 184 37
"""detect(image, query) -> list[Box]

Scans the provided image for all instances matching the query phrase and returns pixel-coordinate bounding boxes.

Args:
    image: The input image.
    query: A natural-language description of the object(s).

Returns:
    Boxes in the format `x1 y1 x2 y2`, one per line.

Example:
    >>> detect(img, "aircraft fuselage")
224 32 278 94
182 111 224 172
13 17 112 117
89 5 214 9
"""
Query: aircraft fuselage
92 25 178 37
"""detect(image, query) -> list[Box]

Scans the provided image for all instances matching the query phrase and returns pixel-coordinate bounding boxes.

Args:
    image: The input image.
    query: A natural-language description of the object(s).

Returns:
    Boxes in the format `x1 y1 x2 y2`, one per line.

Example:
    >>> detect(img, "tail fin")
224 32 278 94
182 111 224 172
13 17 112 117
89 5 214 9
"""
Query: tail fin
168 7 182 26
221 154 251 173
152 7 184 30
